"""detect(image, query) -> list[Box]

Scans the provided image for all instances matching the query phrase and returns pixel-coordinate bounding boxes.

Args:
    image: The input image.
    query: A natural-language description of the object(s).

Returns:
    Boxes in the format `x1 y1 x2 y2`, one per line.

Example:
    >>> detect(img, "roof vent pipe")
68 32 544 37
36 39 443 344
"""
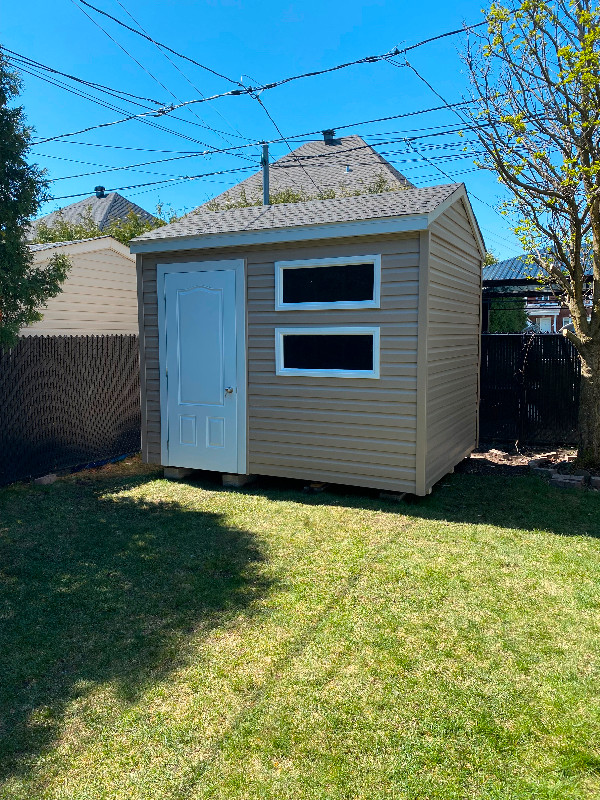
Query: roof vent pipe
323 129 336 145
260 143 270 205
95 185 107 198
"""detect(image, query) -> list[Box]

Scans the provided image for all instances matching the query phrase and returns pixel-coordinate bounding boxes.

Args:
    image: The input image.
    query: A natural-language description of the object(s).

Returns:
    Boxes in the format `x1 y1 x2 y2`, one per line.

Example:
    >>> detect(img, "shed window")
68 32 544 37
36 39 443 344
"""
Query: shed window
275 256 381 310
275 327 380 378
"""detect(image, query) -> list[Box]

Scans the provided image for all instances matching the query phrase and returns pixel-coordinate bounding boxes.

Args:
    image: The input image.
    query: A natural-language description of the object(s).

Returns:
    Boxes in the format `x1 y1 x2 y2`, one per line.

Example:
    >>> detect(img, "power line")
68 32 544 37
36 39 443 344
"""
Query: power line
49 164 258 200
71 0 219 150
1 46 163 104
45 144 485 183
70 0 254 163
5 48 248 142
113 0 251 146
8 53 242 149
41 134 483 183
30 19 488 146
253 94 323 195
402 21 487 52
78 0 242 86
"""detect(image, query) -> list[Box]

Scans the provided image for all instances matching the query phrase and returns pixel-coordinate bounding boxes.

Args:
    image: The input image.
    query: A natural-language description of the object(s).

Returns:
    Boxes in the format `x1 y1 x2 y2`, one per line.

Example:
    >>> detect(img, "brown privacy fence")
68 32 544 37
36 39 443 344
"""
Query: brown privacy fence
0 336 141 486
479 333 581 446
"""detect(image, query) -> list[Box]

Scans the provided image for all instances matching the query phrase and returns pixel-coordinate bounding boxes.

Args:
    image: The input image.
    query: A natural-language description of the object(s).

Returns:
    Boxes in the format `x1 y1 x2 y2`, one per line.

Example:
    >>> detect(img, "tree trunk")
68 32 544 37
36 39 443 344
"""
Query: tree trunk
578 342 600 467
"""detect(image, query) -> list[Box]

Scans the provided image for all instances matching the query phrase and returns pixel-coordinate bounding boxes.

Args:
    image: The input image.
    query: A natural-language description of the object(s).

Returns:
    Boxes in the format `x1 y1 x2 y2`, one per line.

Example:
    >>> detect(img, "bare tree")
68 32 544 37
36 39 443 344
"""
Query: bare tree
465 0 600 464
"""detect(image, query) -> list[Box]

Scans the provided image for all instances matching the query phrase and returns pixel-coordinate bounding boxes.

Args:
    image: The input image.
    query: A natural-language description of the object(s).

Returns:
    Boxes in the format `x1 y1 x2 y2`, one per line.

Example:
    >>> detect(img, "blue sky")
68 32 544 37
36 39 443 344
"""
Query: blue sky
3 0 523 258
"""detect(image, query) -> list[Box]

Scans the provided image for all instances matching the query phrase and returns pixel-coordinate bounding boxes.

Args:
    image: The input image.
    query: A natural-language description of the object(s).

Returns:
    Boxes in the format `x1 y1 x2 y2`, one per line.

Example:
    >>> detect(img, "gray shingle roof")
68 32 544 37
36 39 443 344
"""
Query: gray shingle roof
29 192 156 237
195 135 413 211
132 183 461 244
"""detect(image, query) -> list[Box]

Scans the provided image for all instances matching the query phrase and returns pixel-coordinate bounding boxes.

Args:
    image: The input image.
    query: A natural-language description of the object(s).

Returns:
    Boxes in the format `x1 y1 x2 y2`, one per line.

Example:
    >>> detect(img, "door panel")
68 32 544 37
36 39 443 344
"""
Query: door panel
164 269 238 471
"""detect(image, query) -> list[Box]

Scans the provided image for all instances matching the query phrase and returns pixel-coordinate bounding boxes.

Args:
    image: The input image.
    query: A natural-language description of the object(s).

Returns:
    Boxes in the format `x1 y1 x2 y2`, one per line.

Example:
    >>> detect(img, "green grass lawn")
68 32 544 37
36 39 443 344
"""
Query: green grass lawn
1 459 600 799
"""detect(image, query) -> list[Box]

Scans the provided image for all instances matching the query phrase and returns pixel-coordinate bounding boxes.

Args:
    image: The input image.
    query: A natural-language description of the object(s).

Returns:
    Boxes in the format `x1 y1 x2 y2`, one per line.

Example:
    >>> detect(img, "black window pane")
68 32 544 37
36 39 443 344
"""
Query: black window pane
282 263 374 304
283 334 373 371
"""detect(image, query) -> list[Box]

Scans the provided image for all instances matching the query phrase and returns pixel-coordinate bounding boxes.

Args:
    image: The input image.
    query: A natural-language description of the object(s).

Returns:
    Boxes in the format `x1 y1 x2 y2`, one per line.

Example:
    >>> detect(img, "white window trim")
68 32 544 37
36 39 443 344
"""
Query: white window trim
274 255 381 311
275 326 380 379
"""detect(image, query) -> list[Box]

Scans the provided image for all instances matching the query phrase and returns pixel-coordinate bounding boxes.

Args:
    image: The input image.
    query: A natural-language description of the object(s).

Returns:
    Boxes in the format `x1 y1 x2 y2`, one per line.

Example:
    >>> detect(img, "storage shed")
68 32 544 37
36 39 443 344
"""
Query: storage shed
131 182 484 496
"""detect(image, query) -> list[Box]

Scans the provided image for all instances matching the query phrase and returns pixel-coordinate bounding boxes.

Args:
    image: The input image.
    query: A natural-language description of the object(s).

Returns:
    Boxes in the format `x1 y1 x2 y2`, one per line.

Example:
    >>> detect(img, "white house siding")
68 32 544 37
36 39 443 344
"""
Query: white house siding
22 244 138 335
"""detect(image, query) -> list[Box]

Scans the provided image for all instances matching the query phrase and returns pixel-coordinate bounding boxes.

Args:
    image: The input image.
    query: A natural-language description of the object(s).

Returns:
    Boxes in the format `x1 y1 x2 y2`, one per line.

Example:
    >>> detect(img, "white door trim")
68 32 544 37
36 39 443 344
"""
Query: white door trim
157 259 247 473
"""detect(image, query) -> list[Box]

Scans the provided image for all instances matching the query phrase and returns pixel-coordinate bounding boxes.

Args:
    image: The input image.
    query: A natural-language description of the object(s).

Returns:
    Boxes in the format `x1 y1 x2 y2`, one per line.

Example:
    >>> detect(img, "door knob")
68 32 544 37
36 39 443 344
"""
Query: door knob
224 386 234 395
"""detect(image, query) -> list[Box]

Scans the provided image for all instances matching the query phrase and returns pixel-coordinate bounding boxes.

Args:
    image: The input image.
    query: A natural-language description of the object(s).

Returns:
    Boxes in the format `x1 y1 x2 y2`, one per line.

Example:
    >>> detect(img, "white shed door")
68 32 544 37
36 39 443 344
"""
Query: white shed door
164 269 238 471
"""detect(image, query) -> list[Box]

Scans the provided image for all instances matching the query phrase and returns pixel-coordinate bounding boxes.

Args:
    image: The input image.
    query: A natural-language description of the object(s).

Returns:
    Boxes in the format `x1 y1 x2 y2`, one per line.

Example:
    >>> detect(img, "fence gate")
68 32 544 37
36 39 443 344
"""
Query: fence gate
479 334 581 445
0 335 141 486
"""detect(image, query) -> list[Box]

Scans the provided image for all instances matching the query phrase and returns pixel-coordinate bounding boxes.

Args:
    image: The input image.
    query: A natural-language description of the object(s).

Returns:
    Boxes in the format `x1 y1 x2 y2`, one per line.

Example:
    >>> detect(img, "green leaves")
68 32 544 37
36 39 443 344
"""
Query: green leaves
0 54 66 348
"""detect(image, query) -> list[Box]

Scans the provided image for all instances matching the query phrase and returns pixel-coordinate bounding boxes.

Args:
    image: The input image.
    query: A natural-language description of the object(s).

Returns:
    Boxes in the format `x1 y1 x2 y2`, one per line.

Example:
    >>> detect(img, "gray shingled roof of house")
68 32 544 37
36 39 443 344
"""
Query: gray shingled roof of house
29 192 156 237
195 135 413 211
132 183 462 244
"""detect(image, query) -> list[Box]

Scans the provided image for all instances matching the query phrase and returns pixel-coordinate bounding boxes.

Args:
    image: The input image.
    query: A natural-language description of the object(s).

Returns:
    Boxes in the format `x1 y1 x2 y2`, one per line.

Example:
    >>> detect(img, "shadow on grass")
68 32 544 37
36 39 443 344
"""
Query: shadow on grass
0 469 271 782
192 467 600 540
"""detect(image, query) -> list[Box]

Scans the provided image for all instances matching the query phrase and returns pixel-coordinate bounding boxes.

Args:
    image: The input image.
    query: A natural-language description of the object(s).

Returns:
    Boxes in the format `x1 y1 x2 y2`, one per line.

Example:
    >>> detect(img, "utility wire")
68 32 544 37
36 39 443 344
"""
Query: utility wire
78 0 242 85
71 0 253 161
70 0 219 149
1 46 163 104
13 58 233 148
42 134 486 183
45 144 485 183
113 0 251 146
252 91 323 194
31 18 488 146
5 48 247 142
49 158 487 201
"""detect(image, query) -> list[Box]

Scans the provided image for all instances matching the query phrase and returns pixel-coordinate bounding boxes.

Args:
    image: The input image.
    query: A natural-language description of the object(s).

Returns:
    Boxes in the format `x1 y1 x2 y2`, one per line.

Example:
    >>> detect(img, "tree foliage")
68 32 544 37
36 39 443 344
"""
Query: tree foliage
466 0 600 462
0 54 69 347
488 296 529 332
32 203 180 247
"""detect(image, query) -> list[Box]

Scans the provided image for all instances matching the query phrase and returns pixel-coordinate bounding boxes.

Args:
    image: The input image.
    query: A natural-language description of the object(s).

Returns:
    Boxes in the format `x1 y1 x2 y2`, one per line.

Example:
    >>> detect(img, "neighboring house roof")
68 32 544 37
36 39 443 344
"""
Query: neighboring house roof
483 255 541 283
29 236 134 260
131 182 486 258
483 253 592 284
194 135 413 211
29 236 112 252
29 192 156 237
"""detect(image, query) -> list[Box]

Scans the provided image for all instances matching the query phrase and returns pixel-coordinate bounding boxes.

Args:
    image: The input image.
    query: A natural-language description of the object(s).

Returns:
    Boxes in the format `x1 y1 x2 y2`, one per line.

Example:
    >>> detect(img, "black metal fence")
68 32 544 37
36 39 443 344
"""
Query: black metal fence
480 333 581 445
0 335 141 486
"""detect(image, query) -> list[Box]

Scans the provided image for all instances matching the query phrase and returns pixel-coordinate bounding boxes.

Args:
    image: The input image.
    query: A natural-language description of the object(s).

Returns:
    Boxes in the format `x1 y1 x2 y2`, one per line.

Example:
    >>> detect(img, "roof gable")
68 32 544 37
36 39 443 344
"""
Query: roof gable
195 135 413 211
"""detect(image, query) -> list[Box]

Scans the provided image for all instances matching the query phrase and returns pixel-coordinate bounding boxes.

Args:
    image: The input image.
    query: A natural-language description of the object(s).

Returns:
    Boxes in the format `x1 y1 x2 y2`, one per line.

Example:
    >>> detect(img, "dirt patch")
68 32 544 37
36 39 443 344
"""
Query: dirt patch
456 446 577 477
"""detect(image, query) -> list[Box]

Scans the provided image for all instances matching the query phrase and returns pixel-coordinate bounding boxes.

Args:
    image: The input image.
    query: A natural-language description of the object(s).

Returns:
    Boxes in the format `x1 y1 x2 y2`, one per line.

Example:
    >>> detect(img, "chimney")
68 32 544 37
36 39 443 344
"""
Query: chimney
323 129 336 145
95 185 107 198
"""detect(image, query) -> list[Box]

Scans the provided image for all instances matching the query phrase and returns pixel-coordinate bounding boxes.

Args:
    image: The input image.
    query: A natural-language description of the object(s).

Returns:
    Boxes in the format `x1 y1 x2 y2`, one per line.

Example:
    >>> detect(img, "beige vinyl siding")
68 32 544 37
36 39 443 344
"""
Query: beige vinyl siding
247 237 419 492
139 234 421 490
22 246 138 335
425 199 482 488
